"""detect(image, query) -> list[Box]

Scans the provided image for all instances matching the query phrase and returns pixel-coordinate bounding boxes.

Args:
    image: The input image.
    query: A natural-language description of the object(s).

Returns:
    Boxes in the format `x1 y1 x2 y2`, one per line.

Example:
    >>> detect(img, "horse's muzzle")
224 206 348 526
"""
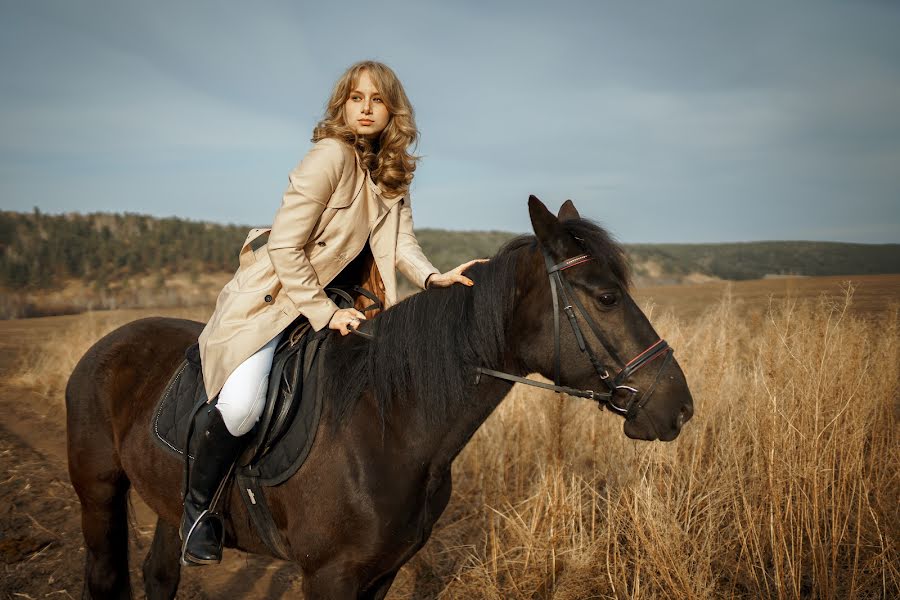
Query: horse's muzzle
623 402 693 442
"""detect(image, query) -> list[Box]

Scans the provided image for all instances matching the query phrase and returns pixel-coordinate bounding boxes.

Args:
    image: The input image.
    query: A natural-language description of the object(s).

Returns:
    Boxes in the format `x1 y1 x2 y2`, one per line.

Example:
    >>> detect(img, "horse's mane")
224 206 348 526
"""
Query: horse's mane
321 216 629 428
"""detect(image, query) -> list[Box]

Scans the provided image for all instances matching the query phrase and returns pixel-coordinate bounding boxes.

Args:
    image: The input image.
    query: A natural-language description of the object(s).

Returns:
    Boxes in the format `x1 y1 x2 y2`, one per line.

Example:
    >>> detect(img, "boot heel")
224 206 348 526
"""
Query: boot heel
181 510 224 566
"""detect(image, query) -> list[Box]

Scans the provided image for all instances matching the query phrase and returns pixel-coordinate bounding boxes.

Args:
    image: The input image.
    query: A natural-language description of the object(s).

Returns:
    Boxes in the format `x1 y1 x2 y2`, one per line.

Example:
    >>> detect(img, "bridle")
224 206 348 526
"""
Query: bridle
328 248 674 419
474 247 674 419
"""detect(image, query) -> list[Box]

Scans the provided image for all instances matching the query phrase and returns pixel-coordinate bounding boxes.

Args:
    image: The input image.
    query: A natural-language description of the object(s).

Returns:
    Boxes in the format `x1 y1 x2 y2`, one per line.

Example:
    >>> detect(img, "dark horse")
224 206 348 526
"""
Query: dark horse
66 197 693 599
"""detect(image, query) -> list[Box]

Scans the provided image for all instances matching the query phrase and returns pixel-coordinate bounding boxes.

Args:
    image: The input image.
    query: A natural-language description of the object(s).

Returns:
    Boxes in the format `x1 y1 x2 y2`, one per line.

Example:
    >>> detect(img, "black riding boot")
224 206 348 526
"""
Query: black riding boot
180 405 245 566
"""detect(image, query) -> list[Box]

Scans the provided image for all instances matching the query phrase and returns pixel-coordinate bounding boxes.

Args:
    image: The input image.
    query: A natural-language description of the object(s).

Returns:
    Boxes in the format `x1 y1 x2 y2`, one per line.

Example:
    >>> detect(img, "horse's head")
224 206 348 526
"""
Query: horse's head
513 195 694 441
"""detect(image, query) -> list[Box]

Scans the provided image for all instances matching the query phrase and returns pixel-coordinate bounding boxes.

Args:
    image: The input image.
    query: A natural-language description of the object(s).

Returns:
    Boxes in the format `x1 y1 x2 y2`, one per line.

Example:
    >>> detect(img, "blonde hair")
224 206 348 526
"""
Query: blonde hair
312 61 420 199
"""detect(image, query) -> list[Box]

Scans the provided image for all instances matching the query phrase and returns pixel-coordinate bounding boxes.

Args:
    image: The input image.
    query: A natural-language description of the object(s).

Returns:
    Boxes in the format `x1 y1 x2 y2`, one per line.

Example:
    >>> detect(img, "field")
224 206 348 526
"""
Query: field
1 274 897 599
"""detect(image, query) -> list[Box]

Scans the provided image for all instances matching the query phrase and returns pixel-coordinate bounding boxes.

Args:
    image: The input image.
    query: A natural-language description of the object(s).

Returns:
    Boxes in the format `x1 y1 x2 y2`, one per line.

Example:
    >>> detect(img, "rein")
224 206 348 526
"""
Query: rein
336 250 673 419
326 286 382 340
474 248 674 419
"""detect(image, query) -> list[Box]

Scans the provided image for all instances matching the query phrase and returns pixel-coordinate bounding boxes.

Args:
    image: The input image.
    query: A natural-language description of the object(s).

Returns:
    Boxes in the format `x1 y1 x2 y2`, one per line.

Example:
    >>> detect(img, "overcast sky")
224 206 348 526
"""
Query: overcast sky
2 0 898 243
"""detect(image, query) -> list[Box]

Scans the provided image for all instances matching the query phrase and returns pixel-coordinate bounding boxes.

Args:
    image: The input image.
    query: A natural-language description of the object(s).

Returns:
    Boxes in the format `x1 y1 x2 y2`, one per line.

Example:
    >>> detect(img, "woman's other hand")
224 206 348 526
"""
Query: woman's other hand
426 258 490 288
328 307 367 336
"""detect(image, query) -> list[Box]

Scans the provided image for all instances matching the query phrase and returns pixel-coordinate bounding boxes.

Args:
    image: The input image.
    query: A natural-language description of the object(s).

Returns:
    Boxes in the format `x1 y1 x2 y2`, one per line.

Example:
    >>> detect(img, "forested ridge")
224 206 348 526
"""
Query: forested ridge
1 209 246 289
2 209 898 291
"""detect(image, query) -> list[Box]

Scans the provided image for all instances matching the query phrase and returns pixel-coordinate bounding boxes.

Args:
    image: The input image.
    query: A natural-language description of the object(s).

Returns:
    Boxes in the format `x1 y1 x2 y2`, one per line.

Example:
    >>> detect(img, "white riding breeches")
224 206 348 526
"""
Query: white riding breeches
216 330 284 436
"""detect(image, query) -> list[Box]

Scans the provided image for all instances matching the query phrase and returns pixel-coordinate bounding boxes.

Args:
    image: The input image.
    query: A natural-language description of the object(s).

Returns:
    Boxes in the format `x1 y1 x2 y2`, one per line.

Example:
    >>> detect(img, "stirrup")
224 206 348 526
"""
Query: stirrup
180 509 225 566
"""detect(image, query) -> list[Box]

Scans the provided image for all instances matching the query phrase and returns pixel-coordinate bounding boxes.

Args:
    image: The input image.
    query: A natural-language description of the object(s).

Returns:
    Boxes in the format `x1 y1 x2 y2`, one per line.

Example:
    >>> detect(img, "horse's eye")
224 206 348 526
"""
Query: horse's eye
598 293 618 306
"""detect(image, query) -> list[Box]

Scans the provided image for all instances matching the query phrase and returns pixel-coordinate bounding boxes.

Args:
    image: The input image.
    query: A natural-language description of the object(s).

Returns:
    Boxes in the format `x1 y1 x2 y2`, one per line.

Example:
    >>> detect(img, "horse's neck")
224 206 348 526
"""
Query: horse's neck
433 376 515 469
404 254 532 470
398 357 519 473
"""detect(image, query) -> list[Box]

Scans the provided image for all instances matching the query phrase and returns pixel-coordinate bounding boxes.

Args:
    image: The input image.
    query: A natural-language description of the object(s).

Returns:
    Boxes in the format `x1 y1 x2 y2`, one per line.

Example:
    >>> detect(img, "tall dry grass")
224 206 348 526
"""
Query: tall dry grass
14 285 898 598
395 284 898 599
0 272 231 319
11 307 211 397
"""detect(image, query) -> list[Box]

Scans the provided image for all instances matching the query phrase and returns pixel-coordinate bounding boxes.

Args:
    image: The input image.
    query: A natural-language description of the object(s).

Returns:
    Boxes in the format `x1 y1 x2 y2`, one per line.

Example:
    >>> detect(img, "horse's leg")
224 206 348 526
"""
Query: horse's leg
302 562 401 600
361 571 399 600
67 391 133 598
301 562 363 599
141 518 182 600
361 476 451 600
69 457 132 599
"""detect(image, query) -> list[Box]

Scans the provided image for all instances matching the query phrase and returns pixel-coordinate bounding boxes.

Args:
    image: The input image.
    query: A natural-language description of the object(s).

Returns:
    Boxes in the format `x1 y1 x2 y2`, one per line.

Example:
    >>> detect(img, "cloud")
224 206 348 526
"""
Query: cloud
1 0 898 242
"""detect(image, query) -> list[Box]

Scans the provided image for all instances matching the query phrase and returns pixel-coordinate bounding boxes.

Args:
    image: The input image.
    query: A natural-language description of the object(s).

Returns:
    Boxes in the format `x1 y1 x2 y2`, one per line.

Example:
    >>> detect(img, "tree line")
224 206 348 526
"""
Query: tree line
2 209 898 290
1 209 247 289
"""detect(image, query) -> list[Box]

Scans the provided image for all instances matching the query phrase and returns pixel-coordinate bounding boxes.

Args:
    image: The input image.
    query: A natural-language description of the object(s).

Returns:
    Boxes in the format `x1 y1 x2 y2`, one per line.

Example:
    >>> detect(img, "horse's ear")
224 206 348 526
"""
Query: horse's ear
528 195 562 247
558 199 580 222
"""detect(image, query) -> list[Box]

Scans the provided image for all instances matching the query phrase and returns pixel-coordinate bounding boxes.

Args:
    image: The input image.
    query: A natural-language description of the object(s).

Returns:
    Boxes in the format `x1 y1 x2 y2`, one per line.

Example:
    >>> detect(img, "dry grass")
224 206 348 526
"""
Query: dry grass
10 306 211 396
394 283 898 599
633 273 900 323
10 281 899 599
0 272 232 319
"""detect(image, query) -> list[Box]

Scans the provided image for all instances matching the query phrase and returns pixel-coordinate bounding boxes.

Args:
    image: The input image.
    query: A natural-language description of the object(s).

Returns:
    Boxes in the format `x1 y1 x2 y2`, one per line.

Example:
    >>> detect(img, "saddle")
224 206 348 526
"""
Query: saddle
151 285 379 558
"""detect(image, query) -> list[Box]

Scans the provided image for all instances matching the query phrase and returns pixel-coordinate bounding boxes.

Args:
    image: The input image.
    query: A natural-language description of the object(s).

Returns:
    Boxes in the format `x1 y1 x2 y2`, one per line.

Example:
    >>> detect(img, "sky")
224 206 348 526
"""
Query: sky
2 0 899 243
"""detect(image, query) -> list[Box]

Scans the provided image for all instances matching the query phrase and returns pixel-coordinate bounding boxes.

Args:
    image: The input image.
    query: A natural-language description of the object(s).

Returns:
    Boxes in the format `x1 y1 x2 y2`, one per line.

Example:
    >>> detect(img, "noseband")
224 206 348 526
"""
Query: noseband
475 248 674 419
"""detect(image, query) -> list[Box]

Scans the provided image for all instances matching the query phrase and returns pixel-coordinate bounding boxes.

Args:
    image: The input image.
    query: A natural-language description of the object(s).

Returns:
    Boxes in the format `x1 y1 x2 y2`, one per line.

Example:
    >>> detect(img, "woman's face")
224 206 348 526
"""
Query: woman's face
343 70 390 137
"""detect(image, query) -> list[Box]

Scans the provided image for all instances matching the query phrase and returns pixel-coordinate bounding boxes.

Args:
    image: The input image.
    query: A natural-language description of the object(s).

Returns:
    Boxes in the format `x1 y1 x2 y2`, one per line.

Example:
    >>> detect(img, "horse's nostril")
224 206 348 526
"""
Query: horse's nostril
674 404 692 432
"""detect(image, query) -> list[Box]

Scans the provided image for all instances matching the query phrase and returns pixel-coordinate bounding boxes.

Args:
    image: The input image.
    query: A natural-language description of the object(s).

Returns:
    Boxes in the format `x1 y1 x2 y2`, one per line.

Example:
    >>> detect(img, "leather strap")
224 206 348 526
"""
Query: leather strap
614 339 670 387
324 285 383 340
626 347 673 419
542 252 563 386
557 274 624 367
474 367 612 402
236 470 291 560
475 247 673 417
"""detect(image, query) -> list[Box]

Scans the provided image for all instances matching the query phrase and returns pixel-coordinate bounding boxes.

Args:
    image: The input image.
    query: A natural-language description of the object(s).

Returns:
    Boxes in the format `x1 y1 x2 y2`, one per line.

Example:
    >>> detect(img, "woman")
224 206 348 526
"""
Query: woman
180 60 485 566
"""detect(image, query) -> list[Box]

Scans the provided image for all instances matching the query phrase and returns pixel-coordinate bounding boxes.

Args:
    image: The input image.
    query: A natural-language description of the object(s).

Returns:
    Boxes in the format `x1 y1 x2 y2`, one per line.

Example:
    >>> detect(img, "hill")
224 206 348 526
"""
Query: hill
1 210 897 317
628 241 900 282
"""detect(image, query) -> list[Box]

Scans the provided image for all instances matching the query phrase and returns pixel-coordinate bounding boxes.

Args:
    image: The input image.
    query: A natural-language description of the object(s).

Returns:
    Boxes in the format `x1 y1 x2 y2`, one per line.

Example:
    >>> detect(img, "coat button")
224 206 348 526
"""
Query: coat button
317 241 326 247
264 294 273 303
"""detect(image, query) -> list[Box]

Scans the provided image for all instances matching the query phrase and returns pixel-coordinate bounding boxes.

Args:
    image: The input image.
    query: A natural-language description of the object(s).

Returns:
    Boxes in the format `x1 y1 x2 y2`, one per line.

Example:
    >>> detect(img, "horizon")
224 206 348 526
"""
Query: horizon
2 1 899 244
6 206 898 247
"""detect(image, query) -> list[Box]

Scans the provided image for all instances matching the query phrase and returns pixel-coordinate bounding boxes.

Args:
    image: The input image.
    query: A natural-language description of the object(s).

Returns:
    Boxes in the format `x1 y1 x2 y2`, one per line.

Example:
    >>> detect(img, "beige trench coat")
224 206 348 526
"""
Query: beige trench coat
198 137 440 400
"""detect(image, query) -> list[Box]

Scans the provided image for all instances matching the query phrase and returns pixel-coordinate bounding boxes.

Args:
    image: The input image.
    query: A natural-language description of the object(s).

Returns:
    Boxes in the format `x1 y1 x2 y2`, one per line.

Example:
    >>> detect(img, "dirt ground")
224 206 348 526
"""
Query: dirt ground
0 316 305 598
1 274 897 599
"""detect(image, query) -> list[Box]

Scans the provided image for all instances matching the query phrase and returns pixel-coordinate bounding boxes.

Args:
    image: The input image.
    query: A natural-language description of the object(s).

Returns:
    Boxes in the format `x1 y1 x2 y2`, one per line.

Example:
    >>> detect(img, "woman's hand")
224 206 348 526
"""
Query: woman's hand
328 307 367 336
426 258 490 289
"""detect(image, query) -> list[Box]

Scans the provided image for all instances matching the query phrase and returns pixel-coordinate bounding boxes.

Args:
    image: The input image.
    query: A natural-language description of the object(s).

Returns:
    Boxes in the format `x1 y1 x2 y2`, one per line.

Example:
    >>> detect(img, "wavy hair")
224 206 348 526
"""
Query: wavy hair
312 61 420 199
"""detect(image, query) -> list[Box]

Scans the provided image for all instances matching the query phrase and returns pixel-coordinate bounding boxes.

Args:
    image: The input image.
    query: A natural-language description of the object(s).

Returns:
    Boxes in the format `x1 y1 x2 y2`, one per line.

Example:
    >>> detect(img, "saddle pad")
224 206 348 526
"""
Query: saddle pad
152 332 327 487
152 359 207 460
